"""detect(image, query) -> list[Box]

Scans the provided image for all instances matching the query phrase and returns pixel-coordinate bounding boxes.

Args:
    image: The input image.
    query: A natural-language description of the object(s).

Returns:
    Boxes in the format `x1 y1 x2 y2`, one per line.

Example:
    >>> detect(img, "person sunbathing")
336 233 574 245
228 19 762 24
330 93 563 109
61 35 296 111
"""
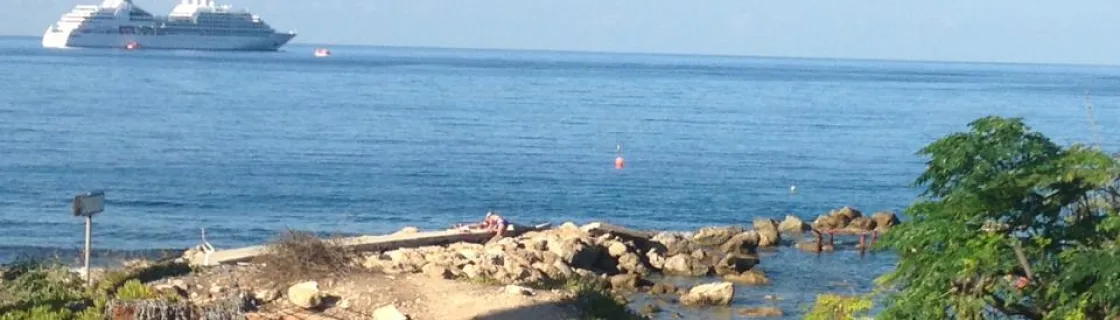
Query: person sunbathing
480 211 508 237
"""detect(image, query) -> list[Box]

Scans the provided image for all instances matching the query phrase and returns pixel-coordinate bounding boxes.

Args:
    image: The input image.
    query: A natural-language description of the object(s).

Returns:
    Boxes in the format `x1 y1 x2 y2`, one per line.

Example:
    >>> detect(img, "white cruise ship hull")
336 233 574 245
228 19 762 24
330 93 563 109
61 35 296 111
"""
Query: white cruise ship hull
43 29 295 51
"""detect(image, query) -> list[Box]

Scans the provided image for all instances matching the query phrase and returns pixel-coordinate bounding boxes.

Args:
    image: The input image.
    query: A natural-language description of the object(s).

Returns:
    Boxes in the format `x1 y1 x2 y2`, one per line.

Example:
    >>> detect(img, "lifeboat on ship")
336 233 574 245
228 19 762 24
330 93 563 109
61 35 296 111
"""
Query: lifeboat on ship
313 48 331 57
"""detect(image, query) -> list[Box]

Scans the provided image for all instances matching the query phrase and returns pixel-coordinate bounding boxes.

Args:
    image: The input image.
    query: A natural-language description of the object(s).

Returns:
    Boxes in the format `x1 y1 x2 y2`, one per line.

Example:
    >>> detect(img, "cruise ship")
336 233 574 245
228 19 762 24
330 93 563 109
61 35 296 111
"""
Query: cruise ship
42 0 295 51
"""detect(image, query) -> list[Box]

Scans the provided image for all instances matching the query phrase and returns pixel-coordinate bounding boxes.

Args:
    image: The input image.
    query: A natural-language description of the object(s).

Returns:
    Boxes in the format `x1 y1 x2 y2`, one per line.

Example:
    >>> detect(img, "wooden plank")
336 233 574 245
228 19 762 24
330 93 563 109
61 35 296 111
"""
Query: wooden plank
187 229 495 266
187 223 553 266
580 222 657 239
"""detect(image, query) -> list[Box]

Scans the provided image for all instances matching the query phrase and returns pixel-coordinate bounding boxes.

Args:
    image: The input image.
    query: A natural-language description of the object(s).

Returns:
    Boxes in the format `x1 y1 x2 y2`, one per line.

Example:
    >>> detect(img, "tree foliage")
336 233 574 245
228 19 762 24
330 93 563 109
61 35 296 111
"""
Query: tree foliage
876 116 1120 319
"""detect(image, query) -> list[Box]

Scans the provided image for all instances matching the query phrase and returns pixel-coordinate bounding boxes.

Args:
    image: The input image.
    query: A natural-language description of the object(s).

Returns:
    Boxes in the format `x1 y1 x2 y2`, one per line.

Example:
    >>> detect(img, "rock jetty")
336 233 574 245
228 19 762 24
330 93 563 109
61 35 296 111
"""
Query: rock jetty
162 207 899 318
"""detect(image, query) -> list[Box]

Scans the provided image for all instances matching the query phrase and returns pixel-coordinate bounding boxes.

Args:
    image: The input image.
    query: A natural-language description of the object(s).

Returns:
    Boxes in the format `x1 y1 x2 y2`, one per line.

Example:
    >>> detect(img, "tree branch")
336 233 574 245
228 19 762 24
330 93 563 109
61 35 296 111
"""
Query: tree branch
1010 240 1035 280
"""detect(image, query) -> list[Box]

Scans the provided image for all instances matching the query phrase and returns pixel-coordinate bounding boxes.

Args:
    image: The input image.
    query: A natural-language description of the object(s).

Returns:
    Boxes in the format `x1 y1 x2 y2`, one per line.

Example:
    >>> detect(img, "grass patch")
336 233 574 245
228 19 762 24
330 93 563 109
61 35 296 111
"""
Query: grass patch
0 257 231 320
256 229 361 286
805 293 874 320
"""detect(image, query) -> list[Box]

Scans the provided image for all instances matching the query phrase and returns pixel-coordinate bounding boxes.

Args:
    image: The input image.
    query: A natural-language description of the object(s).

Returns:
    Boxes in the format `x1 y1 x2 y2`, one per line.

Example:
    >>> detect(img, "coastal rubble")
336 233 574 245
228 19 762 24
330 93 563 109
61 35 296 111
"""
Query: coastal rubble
158 206 899 318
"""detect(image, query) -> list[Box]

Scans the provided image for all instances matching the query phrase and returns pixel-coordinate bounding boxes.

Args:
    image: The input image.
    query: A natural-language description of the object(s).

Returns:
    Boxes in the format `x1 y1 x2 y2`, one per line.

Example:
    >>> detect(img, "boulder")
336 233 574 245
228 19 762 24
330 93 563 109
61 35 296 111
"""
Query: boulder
605 240 630 258
651 232 698 256
719 231 760 255
386 249 427 269
740 306 783 318
461 264 483 279
649 283 679 295
680 282 735 306
848 217 877 231
662 254 710 277
829 207 862 224
778 215 811 234
753 218 782 247
813 215 845 230
421 263 453 280
724 269 769 285
646 249 667 270
286 281 323 309
871 211 901 231
608 273 640 291
617 252 649 276
714 254 760 276
756 228 781 247
373 304 410 320
547 238 601 269
640 304 662 315
752 218 778 231
547 261 574 280
504 285 534 296
692 226 744 247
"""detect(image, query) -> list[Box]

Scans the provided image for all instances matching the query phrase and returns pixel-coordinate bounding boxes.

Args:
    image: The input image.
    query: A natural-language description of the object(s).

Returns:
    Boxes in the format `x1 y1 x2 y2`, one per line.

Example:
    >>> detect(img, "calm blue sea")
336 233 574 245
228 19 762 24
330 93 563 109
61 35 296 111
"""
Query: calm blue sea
2 35 1119 318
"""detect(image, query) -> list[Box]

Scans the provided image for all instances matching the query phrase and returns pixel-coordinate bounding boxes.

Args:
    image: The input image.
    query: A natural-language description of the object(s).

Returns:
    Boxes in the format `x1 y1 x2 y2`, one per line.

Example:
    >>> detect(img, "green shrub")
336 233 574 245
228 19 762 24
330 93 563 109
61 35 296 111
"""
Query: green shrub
115 279 158 301
564 276 646 320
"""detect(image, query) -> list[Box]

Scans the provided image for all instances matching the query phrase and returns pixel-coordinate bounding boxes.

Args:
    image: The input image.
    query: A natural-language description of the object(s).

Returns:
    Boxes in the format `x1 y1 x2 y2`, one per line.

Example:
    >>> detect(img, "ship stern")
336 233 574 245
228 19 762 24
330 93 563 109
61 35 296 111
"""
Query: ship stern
42 26 73 49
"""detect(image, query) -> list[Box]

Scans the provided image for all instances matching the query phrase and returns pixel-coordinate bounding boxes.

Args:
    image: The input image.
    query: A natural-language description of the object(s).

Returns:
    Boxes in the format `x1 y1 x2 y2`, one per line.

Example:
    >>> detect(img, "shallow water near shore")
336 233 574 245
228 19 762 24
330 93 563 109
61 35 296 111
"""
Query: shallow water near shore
2 35 1120 318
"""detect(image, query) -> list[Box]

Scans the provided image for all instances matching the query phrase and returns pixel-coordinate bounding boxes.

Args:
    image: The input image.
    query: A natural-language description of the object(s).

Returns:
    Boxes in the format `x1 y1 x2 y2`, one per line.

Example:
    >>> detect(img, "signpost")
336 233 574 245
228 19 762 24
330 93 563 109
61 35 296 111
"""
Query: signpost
72 191 104 287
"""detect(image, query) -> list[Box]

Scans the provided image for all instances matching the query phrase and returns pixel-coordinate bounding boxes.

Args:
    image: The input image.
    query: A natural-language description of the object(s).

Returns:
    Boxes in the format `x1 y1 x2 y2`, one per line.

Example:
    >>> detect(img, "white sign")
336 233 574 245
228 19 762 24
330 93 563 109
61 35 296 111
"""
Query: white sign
73 191 105 217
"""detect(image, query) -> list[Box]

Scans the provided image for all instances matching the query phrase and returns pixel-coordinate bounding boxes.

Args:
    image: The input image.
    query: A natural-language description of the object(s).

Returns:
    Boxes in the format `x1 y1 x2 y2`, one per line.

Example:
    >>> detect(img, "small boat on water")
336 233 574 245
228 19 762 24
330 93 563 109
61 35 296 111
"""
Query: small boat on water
125 41 139 50
313 48 331 57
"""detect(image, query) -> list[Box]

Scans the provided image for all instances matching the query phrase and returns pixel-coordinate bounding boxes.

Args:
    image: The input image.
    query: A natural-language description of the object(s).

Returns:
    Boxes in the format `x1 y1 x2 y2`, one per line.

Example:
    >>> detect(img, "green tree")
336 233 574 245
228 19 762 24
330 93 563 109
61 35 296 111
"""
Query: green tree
876 116 1120 319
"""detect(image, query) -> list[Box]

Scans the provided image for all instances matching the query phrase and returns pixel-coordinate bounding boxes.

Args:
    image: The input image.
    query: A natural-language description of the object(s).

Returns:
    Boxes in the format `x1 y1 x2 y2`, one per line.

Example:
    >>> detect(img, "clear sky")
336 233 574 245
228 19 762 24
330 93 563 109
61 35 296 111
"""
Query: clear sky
6 0 1120 65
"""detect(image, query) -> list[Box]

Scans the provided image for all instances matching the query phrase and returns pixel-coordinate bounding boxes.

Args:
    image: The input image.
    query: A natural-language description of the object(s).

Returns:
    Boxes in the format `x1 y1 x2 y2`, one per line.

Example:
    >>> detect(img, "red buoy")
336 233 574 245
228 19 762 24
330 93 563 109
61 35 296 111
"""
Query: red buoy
615 156 625 169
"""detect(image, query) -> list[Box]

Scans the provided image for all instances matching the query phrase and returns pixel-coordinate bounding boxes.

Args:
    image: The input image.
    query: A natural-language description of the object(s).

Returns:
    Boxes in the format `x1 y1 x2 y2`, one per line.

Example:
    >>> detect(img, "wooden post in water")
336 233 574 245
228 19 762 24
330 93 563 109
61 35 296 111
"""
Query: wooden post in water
859 232 867 255
813 230 823 253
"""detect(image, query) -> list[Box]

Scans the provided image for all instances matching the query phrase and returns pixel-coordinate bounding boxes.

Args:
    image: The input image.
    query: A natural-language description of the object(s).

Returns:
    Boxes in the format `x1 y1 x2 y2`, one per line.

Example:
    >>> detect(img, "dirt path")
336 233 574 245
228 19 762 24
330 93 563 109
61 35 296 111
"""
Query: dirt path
255 274 581 320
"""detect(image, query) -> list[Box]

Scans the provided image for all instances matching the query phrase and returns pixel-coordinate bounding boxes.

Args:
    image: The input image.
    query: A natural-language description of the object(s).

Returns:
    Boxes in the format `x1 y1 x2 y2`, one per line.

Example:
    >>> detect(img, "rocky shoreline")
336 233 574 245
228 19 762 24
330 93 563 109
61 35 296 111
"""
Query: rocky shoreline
139 206 900 319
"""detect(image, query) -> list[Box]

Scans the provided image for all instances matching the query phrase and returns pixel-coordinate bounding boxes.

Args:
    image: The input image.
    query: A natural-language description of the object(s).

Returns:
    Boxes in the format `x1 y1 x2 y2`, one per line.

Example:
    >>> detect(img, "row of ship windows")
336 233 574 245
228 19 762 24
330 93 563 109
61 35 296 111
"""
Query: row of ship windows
75 29 271 35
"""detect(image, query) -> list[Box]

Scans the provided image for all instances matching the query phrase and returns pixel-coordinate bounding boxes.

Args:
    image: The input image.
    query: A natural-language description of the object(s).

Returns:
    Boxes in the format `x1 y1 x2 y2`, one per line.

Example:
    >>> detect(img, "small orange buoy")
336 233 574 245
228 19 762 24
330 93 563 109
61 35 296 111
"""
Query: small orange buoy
615 156 625 169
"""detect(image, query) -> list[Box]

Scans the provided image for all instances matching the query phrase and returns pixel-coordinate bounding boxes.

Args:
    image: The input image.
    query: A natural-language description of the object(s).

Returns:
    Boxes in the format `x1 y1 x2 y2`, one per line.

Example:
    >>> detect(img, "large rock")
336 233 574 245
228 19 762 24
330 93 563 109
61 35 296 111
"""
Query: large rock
848 217 877 231
651 232 698 256
605 240 630 258
714 254 759 276
778 215 811 234
680 282 735 306
421 263 453 280
692 226 744 247
649 283 678 295
740 306 783 318
871 211 901 231
662 254 710 277
829 207 862 225
813 215 845 230
719 231 760 255
724 269 769 285
617 252 649 276
608 273 640 291
753 218 781 247
546 238 601 269
373 304 410 320
287 281 323 309
646 249 667 270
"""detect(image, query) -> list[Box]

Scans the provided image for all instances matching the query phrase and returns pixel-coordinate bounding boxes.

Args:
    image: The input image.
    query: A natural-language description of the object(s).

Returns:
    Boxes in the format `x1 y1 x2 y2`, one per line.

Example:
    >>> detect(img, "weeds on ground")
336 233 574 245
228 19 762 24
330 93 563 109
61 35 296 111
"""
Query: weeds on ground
805 293 874 320
256 229 361 286
0 257 211 320
563 276 646 320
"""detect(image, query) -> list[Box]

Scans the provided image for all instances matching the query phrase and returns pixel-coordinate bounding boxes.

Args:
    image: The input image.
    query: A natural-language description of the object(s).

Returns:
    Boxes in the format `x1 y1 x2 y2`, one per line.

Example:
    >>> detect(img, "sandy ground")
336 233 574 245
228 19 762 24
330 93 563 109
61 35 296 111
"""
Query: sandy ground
162 265 581 320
